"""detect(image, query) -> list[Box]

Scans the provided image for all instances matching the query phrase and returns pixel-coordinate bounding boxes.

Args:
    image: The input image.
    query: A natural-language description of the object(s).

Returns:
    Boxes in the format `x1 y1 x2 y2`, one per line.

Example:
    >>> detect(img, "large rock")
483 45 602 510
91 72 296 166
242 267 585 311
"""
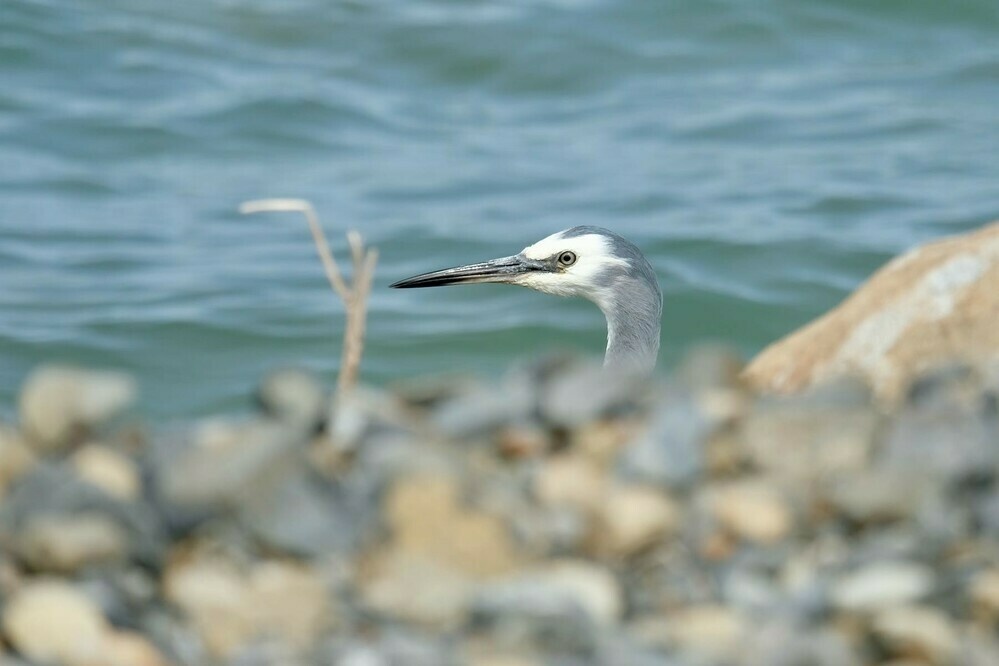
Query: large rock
744 221 999 402
19 366 137 452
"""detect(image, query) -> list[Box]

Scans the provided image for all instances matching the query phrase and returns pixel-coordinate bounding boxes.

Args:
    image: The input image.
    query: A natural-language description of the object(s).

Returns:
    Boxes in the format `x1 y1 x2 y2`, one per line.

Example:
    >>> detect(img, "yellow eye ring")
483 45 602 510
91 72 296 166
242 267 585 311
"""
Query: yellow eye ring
558 251 577 267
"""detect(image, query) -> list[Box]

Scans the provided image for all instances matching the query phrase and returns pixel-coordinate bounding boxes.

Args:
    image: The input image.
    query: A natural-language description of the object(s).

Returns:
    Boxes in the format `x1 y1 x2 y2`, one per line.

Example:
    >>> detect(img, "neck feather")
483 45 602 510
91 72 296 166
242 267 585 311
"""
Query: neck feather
597 277 662 374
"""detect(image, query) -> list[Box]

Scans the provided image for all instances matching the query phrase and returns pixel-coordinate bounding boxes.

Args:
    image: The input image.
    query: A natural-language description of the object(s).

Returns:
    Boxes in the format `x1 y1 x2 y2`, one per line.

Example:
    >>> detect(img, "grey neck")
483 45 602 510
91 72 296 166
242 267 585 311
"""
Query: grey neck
598 276 662 374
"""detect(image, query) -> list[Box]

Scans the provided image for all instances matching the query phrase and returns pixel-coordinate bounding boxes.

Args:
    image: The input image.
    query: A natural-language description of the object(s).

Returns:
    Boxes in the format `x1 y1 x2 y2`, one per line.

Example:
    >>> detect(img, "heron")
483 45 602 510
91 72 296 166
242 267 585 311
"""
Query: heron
390 226 662 373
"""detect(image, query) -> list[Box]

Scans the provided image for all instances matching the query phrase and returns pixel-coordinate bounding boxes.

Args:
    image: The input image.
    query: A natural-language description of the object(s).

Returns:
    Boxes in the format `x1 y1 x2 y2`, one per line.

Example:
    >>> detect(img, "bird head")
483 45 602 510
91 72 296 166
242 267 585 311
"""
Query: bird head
390 226 647 309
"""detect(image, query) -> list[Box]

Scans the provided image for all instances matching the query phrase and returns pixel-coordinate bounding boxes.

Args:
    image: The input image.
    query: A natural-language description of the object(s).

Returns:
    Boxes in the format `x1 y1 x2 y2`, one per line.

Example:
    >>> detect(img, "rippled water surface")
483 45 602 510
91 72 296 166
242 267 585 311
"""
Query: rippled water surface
2 0 998 417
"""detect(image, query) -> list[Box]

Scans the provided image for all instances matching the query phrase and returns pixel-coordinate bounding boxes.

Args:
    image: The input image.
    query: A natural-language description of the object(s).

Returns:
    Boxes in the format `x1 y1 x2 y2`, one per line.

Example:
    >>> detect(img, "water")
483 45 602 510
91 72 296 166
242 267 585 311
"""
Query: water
2 0 998 418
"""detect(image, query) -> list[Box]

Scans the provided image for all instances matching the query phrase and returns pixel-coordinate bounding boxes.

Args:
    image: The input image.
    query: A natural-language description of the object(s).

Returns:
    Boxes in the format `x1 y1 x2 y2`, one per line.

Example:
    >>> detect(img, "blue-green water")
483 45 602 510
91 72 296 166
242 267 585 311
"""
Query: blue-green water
2 0 998 418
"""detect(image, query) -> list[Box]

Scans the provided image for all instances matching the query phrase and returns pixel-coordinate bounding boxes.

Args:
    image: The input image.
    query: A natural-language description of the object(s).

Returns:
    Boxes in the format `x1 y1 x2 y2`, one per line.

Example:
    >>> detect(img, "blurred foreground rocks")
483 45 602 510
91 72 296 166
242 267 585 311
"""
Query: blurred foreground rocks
1 352 999 665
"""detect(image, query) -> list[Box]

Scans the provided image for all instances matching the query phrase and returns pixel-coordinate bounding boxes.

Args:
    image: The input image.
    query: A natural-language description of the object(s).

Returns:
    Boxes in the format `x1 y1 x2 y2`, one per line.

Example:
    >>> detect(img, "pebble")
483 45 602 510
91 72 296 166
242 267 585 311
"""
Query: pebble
831 562 936 613
590 484 680 558
384 475 521 577
872 605 958 664
3 579 110 666
6 352 999 665
710 480 793 544
969 569 999 619
72 444 142 500
533 454 607 512
19 365 136 452
16 512 128 573
665 605 748 661
826 470 921 524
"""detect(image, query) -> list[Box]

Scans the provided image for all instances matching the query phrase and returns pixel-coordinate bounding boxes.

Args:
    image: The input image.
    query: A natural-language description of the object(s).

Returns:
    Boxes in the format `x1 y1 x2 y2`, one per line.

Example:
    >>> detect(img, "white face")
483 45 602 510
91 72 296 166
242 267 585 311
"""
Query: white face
512 230 629 306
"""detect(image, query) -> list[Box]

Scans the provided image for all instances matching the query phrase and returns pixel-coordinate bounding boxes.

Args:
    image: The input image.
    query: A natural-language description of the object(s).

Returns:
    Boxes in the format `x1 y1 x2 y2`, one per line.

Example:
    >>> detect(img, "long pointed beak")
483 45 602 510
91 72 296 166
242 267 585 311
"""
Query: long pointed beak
390 255 544 289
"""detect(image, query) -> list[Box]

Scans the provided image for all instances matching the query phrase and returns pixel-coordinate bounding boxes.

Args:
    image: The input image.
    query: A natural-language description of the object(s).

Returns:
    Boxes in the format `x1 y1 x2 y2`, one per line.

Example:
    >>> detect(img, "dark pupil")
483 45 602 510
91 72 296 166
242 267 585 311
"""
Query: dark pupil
560 252 574 264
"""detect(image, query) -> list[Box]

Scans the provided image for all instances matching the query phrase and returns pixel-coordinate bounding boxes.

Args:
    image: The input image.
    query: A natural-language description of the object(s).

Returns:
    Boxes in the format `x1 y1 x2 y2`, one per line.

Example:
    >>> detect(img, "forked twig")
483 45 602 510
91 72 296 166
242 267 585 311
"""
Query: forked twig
239 199 378 396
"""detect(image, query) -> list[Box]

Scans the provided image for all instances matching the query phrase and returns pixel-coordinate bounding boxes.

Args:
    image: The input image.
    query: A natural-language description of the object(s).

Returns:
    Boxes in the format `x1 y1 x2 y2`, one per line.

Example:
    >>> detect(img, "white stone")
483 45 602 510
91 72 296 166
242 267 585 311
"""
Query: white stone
19 366 136 451
3 579 109 666
72 444 141 500
831 562 935 613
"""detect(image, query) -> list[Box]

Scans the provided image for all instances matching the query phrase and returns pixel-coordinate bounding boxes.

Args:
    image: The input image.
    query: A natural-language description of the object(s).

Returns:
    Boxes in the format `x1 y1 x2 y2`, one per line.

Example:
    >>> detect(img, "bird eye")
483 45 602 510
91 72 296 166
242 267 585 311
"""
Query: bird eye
557 251 577 267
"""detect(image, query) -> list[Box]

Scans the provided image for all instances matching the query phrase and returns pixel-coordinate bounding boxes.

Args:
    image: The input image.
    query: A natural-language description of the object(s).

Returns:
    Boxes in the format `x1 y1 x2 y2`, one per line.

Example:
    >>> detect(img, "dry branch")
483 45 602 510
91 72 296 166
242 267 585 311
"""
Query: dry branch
239 198 378 397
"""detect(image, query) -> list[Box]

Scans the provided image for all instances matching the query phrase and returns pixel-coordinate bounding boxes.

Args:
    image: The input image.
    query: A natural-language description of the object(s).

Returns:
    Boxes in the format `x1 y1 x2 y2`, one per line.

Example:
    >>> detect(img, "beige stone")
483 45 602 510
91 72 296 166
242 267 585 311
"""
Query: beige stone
72 444 141 500
666 605 747 660
359 550 474 628
18 513 128 573
102 631 173 666
164 553 332 659
247 560 332 649
872 605 958 664
533 454 607 513
744 221 999 403
3 579 109 666
19 366 136 452
710 480 792 544
163 555 253 659
969 569 999 618
591 485 680 557
386 475 520 577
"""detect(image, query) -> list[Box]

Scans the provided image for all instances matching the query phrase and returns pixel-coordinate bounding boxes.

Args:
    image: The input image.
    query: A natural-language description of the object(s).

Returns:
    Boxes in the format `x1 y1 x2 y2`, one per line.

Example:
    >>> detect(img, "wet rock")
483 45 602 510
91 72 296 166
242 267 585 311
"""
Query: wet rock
3 579 110 666
590 485 680 558
710 480 793 544
19 365 136 452
872 605 958 664
831 561 935 613
256 367 326 430
16 512 128 573
72 444 141 501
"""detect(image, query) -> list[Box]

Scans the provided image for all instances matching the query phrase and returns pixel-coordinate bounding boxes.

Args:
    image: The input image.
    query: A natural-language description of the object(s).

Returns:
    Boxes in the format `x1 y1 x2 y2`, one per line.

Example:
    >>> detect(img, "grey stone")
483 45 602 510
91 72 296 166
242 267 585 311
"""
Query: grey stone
618 388 710 489
540 361 646 429
469 577 600 656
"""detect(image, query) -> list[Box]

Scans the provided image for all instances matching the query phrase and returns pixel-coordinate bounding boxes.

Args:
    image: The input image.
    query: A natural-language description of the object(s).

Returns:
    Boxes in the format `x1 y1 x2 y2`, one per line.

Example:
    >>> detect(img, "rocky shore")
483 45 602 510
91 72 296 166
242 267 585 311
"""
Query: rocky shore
2 351 999 665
